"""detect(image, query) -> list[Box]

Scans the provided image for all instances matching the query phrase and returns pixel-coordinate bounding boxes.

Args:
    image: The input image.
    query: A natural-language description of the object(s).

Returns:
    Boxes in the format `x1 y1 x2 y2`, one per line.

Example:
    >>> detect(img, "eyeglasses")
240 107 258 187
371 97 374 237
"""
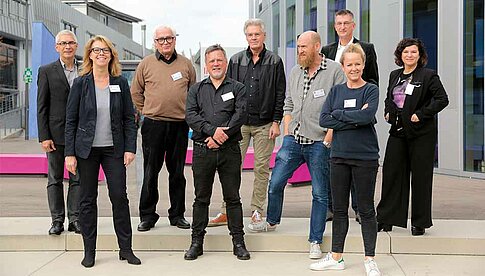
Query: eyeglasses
90 47 111 54
57 41 77 47
335 21 354 27
154 36 175 44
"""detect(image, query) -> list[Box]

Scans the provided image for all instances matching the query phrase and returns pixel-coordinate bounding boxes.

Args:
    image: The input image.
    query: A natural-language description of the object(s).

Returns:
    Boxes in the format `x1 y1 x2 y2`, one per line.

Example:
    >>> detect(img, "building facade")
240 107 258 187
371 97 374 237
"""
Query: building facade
250 0 484 177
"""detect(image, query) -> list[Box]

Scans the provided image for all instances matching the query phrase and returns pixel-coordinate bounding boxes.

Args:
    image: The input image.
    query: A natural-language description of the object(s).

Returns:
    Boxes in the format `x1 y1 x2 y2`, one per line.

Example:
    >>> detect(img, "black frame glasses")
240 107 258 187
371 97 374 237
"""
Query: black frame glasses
56 41 77 47
90 47 111 54
154 36 175 44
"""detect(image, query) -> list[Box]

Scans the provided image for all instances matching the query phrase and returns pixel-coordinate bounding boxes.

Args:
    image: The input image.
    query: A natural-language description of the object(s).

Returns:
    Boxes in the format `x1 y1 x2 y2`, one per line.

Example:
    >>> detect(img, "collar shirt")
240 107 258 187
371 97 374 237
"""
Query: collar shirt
186 77 247 145
59 58 78 87
293 57 327 144
334 37 354 64
244 47 266 125
156 49 178 64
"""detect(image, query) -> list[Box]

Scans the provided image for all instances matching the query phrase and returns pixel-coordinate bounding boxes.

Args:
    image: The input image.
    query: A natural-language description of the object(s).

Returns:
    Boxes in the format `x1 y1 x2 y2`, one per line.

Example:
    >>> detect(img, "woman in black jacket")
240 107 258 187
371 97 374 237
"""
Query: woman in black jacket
376 38 449 236
65 35 139 267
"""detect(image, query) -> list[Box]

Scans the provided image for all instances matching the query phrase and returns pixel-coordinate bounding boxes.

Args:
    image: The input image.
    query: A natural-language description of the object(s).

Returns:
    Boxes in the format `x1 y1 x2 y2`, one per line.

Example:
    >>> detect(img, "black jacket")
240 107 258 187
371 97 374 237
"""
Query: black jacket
384 67 449 138
65 73 137 159
37 60 73 145
321 38 379 86
226 46 286 122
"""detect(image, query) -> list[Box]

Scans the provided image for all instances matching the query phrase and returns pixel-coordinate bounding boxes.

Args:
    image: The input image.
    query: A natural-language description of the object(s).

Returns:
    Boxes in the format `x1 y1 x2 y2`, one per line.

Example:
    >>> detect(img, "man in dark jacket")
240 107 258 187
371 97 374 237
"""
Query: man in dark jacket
208 19 286 229
321 9 380 223
37 30 80 235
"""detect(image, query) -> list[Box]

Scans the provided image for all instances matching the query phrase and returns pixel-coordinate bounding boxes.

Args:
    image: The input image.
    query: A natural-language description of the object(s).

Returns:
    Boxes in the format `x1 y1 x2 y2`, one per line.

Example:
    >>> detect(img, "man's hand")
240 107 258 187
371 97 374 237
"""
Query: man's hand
41 140 56 152
213 127 229 144
269 122 281 140
205 137 220 149
411 114 420 122
384 113 389 122
65 156 77 175
324 129 333 144
361 103 369 110
124 152 135 167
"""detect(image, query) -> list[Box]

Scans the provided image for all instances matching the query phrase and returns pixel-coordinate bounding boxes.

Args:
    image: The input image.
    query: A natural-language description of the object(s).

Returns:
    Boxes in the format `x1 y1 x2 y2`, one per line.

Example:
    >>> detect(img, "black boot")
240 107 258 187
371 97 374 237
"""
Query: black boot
184 241 203 260
377 222 393 232
233 242 250 260
411 226 425 236
81 250 95 268
119 250 141 265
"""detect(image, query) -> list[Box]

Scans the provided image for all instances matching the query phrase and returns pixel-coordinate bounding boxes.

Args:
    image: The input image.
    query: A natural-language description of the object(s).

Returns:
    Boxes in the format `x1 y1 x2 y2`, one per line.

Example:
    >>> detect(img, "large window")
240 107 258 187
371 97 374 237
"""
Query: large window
285 0 296 71
327 0 346 44
0 42 18 90
464 0 484 172
272 1 280 53
360 0 370 41
304 0 317 31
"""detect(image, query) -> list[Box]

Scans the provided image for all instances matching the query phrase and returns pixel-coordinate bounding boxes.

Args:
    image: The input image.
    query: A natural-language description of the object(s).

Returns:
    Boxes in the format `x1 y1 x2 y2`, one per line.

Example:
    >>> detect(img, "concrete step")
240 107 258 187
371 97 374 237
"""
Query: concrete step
1 217 484 255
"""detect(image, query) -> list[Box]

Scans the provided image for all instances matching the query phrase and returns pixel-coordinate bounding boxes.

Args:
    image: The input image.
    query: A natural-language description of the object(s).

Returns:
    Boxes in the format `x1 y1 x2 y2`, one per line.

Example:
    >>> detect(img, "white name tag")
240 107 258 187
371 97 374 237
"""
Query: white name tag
405 83 415 95
221 92 234 102
344 99 357 108
109 85 121 93
171 72 183 81
313 89 325 98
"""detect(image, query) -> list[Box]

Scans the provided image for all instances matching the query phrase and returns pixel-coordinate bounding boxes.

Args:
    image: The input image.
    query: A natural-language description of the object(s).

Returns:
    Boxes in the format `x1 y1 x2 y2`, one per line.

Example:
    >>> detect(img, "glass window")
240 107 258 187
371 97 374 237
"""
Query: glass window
272 1 280 53
286 0 296 71
464 0 484 172
360 0 370 41
304 0 318 31
0 42 18 90
327 0 346 44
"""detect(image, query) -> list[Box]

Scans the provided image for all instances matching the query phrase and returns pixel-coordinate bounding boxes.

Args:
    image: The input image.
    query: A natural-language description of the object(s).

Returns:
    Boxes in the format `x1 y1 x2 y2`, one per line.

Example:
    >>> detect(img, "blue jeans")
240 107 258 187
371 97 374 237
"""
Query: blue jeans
266 135 330 243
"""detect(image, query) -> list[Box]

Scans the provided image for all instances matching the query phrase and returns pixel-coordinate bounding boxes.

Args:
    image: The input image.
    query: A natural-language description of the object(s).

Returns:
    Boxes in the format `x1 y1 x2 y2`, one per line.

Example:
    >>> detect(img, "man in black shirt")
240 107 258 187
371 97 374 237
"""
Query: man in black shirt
184 44 250 261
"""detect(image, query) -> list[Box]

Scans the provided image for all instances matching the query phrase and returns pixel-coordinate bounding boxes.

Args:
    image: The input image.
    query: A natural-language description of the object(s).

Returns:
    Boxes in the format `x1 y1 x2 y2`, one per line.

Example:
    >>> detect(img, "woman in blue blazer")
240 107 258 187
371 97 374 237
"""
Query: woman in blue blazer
65 35 139 267
376 38 449 236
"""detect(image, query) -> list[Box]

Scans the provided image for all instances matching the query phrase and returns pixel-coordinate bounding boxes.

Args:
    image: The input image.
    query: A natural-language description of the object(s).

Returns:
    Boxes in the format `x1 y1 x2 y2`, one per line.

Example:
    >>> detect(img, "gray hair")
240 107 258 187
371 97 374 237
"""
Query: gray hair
55 30 77 43
205 44 226 59
153 25 177 39
244 18 265 34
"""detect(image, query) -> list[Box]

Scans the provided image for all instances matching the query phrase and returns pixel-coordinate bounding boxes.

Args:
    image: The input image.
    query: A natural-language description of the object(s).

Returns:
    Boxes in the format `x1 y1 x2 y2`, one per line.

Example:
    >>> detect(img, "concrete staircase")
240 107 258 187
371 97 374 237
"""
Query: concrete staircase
1 217 484 255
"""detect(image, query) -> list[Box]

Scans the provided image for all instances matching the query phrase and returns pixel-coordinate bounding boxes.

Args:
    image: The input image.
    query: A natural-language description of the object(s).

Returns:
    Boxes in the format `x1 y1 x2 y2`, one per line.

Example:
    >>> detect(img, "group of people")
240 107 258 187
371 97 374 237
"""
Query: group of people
36 8 448 275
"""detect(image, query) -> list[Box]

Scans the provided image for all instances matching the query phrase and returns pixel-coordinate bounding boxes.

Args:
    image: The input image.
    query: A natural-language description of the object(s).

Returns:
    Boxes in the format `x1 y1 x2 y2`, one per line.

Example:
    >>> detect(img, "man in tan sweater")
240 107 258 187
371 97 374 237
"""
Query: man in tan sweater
131 25 196 232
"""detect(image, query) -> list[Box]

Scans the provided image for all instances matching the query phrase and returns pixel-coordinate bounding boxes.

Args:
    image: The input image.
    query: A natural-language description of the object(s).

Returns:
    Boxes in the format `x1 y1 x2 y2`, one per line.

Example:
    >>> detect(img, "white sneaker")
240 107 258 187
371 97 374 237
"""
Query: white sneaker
309 252 345 271
247 221 277 232
364 258 382 276
309 241 323 259
250 210 263 224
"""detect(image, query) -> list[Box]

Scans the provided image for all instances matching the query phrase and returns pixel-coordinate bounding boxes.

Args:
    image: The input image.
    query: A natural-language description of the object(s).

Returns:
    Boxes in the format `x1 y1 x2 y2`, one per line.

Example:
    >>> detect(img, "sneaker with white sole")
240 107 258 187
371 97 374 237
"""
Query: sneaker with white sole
364 258 382 276
309 241 323 259
309 252 345 271
208 213 227 227
247 221 277 232
250 210 263 224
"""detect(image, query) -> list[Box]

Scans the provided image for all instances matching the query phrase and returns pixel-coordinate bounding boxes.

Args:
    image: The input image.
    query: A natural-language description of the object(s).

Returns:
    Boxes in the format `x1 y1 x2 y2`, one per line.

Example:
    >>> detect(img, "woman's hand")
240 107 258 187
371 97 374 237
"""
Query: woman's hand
124 152 135 167
65 156 77 175
411 114 420 122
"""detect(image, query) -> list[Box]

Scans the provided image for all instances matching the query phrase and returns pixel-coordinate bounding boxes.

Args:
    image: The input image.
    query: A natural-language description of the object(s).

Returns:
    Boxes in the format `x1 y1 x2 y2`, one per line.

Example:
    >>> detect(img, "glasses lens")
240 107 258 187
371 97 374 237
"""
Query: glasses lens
156 37 174 44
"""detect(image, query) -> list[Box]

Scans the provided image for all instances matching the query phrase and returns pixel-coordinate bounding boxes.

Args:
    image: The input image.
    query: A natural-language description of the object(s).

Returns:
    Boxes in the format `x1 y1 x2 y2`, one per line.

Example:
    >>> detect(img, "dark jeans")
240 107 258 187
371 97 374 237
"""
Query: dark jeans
139 118 189 223
191 143 244 243
330 158 378 257
77 147 132 251
328 179 358 214
47 144 80 223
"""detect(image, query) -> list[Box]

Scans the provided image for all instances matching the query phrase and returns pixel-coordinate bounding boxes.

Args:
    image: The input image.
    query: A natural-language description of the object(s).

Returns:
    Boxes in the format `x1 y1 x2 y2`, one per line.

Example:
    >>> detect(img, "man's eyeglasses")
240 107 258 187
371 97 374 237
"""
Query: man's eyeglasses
90 47 111 54
155 36 175 44
57 41 77 47
335 21 354 27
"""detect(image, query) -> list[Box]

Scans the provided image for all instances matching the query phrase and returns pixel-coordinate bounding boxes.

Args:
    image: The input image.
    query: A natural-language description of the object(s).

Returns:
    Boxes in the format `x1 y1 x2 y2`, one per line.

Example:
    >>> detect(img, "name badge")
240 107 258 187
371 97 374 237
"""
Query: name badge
344 99 357 108
171 72 183 81
109 85 121 93
313 89 325 98
405 83 415 95
221 92 234 102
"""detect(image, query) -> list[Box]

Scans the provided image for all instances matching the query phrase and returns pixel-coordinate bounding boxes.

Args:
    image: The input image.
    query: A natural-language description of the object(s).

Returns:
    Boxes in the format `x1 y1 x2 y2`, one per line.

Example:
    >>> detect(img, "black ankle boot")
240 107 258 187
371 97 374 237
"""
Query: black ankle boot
411 226 425 236
119 250 141 265
377 222 393 232
233 242 250 260
81 250 95 268
184 242 203 260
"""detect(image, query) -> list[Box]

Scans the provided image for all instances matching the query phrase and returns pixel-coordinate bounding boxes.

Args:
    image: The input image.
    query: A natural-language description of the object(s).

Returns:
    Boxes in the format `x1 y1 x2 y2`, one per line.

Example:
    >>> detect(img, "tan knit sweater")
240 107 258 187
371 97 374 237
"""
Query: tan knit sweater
131 54 196 121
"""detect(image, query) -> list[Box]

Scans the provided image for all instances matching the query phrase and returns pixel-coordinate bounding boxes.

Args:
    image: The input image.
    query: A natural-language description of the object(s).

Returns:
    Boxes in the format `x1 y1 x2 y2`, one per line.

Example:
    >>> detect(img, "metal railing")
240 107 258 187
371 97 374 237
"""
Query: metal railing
0 91 23 138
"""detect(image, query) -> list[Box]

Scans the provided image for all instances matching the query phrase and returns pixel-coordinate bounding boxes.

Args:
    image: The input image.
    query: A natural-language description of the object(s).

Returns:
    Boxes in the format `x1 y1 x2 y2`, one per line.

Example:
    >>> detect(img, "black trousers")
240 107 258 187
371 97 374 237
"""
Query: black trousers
330 159 378 257
191 143 244 243
46 144 80 223
328 179 358 214
77 147 132 251
376 131 436 229
139 118 189 223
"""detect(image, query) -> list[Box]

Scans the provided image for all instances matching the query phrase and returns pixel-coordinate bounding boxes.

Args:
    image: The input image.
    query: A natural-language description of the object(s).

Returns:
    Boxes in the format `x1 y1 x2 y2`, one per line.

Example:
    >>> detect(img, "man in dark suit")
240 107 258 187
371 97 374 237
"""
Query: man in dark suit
37 30 81 235
321 9 379 223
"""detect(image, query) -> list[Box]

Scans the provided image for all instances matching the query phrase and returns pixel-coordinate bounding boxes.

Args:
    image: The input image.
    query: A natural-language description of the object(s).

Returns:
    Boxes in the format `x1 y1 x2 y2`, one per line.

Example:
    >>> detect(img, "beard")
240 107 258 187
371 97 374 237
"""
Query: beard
298 51 316 68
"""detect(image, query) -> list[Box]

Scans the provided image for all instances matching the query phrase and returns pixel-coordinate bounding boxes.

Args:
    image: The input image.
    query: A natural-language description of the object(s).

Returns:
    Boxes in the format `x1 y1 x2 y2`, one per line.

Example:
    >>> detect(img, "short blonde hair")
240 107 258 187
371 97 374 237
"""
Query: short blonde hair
80 35 121 77
340 43 366 64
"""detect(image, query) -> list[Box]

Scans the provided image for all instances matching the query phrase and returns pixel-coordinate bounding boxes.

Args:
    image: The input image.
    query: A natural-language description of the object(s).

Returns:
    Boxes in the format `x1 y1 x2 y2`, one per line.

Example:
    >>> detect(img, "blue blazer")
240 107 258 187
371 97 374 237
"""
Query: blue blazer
65 73 137 159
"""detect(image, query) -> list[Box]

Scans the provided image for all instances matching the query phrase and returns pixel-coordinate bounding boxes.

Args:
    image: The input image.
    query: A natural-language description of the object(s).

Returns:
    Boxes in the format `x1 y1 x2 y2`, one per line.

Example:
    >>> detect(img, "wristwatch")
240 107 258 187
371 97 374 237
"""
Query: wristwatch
273 120 281 125
323 141 331 148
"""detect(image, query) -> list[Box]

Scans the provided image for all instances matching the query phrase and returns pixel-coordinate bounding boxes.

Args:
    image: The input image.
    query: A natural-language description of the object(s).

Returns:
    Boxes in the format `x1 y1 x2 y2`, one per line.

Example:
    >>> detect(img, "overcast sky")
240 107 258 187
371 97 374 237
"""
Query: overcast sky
98 0 250 57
